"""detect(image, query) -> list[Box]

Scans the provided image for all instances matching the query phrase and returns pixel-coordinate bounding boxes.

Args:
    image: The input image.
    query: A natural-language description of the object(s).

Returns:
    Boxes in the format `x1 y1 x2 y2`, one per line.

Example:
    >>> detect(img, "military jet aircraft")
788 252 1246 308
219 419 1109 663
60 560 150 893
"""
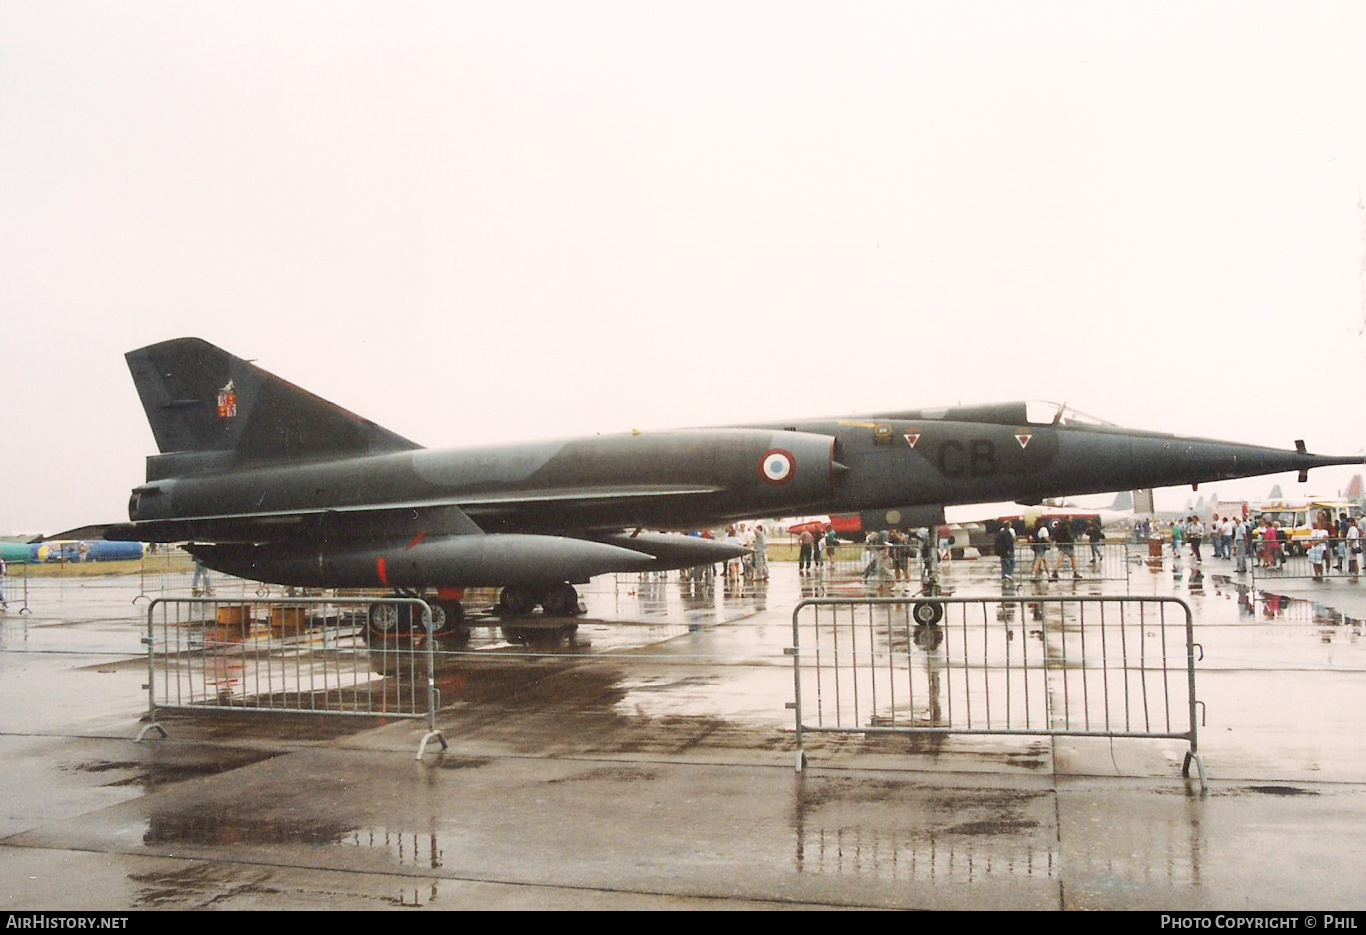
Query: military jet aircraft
57 338 1359 639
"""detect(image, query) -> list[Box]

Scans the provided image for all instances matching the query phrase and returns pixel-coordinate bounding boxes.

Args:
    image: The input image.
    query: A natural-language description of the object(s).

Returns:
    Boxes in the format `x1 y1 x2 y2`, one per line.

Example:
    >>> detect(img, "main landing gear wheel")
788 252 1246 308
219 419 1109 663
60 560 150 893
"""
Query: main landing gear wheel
540 583 580 617
497 585 538 617
427 598 467 633
367 602 403 637
912 600 945 627
426 600 448 634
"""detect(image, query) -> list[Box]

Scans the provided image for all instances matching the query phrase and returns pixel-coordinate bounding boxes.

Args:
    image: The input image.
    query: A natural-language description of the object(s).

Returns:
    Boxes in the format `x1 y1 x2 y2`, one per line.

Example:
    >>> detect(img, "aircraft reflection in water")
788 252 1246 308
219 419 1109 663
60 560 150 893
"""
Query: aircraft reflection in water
58 338 1358 639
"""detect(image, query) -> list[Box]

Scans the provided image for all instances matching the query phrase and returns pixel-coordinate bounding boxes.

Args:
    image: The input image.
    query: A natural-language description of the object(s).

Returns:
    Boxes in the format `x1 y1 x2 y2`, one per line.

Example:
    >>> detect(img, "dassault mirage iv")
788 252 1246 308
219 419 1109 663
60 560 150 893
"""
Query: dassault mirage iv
61 338 1359 639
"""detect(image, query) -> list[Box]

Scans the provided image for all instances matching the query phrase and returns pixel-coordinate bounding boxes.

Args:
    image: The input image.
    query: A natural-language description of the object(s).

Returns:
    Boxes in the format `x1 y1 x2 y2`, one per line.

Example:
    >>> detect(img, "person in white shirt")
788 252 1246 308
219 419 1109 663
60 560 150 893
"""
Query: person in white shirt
737 523 755 579
1234 518 1250 574
1308 521 1331 580
752 525 768 581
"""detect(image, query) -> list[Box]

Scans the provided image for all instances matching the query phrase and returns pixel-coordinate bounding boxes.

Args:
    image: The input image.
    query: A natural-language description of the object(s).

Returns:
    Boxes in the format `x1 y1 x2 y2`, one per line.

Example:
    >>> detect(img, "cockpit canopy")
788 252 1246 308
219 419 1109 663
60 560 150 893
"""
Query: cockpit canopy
873 401 1115 428
1023 401 1114 428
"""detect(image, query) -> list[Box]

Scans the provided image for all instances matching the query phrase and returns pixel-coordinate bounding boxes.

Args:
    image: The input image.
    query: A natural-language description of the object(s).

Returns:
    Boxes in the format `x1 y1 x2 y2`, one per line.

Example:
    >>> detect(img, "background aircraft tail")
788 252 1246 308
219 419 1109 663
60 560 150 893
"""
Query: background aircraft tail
1108 490 1134 511
126 338 420 469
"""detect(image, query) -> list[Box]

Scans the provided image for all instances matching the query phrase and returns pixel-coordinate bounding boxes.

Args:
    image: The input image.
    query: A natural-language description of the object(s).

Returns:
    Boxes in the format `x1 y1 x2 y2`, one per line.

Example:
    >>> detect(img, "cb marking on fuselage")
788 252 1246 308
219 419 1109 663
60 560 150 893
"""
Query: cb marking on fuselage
936 439 998 479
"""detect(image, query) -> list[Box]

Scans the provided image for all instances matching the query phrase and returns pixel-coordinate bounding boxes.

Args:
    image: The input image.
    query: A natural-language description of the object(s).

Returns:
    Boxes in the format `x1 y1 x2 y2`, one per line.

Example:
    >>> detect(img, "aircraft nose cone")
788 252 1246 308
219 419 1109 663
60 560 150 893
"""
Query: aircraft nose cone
1290 451 1364 482
1125 435 1361 492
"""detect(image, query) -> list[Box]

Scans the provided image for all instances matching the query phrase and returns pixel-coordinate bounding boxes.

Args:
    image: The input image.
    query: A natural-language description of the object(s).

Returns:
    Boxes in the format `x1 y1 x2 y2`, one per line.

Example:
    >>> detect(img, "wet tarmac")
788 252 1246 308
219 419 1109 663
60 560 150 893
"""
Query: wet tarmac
3 553 1366 909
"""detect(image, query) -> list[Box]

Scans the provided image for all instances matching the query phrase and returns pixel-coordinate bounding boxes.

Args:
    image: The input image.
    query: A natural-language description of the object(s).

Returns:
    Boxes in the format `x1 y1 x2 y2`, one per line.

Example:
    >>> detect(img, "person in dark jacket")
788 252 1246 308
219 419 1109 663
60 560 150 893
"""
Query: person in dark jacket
1054 518 1080 580
995 522 1016 583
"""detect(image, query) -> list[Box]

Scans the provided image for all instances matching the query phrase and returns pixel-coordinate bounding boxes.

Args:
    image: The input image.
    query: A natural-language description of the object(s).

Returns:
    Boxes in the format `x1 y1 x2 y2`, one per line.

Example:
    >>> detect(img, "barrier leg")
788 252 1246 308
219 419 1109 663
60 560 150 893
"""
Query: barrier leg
1182 751 1209 793
135 722 168 742
416 730 448 760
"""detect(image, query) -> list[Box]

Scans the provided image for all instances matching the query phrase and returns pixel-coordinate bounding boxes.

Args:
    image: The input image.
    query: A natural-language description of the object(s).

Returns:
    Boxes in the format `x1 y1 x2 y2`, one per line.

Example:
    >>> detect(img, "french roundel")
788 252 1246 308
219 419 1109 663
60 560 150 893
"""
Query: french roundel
760 449 796 485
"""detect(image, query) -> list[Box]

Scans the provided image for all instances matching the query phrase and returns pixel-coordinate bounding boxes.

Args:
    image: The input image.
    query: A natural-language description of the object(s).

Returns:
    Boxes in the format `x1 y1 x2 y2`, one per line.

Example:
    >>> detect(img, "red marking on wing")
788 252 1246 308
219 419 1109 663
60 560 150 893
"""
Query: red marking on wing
376 557 389 587
406 532 428 551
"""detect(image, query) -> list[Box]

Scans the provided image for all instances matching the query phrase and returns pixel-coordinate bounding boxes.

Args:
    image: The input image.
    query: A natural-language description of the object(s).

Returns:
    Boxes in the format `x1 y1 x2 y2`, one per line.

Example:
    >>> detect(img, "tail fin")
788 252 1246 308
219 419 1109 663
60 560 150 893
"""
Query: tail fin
1345 475 1363 500
1133 489 1155 514
126 338 419 467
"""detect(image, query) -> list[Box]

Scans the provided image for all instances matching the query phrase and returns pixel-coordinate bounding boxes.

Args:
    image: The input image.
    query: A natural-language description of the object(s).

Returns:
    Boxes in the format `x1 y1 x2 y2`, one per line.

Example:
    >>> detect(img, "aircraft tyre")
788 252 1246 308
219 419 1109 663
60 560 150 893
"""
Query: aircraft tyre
367 602 405 638
498 585 538 617
425 601 447 634
429 599 465 633
540 583 580 617
912 600 946 627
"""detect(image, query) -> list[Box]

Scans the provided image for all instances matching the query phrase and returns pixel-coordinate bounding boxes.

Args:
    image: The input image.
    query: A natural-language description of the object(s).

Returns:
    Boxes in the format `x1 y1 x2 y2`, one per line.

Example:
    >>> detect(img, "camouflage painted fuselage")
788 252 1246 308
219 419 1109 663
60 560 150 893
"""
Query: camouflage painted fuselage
65 340 1359 589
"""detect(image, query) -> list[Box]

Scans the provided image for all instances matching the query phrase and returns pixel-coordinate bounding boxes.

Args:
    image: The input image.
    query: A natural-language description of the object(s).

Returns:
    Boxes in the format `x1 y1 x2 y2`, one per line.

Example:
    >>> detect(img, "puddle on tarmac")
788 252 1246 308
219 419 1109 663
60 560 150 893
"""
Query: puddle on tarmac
617 674 721 694
1240 785 1320 797
1207 576 1366 630
142 813 355 848
434 756 494 771
131 863 280 908
138 809 448 870
129 862 446 909
544 765 664 784
611 669 790 725
64 748 280 790
789 773 1206 889
790 778 1057 883
792 823 1058 883
339 826 445 869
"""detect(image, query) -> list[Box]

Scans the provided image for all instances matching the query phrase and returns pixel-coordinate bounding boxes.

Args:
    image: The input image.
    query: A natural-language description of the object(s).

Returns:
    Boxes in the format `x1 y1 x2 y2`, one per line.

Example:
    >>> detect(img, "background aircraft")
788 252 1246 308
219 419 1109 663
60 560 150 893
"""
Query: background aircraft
56 338 1360 639
0 540 39 564
33 541 146 564
1 539 144 564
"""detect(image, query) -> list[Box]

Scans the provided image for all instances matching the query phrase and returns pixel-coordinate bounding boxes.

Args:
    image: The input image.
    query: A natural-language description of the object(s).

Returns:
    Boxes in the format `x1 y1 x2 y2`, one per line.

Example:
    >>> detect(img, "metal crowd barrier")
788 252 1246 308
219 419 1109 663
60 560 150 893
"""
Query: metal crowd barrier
135 549 275 603
0 550 268 612
820 542 921 577
1005 540 1131 584
1 561 31 614
1250 536 1363 583
136 548 195 601
816 540 1132 585
790 595 1206 788
138 596 446 758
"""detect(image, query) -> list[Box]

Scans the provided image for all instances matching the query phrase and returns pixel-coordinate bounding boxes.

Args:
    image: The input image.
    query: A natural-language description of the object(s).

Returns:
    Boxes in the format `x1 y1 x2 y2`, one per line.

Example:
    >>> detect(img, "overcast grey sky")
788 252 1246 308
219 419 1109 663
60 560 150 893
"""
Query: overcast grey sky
2 1 1363 535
